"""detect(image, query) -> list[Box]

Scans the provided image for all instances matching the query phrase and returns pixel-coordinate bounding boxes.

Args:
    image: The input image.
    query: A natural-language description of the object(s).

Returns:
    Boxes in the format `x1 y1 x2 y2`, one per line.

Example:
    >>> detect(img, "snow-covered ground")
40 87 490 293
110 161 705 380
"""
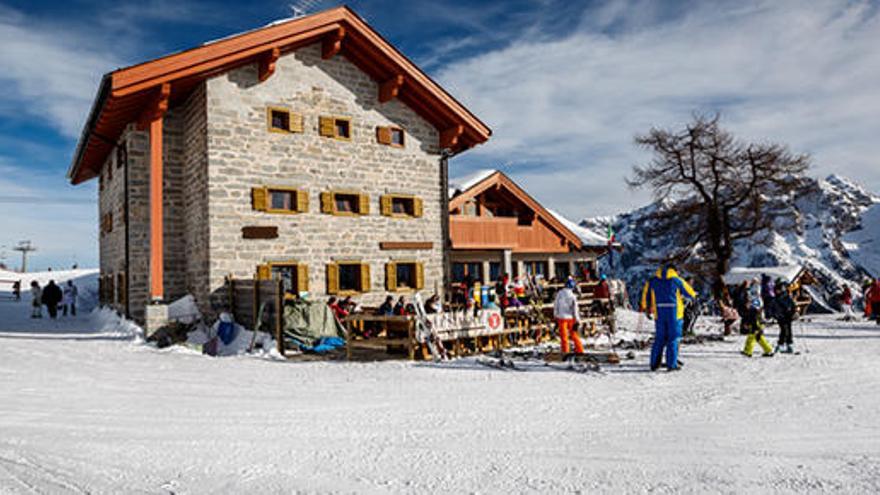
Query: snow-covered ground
1 285 880 492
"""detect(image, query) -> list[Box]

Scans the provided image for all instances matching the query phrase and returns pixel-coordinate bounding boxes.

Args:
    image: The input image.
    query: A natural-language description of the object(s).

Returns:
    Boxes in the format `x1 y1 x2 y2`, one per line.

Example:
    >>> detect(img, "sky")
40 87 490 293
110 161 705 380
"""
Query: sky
0 0 879 270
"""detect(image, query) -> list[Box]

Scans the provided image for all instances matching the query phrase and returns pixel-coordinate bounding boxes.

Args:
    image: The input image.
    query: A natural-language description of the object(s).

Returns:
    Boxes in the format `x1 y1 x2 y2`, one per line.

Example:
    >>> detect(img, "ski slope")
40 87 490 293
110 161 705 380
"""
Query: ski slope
1 291 879 492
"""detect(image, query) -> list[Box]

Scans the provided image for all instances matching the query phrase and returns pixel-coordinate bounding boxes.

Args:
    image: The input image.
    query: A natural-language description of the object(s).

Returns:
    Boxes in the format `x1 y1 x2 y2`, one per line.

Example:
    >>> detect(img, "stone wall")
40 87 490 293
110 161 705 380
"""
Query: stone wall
203 42 445 308
97 84 208 324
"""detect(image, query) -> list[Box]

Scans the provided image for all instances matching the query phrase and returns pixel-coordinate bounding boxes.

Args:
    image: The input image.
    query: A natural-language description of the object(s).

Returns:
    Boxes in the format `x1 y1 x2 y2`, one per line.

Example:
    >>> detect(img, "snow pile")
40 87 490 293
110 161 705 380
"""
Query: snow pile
91 306 145 341
167 294 202 324
184 312 282 359
582 174 880 309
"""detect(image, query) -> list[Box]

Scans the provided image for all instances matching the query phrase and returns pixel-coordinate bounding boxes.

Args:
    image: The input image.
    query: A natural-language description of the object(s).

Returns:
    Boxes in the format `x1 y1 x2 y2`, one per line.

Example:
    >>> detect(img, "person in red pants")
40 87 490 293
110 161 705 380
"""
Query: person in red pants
554 278 583 355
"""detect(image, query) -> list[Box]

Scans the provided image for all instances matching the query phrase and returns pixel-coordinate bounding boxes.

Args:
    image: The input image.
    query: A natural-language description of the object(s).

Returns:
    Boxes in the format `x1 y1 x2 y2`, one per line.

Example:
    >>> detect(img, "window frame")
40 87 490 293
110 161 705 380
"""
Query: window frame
321 190 369 216
253 185 308 215
328 261 371 295
266 106 304 134
385 260 425 292
380 194 423 219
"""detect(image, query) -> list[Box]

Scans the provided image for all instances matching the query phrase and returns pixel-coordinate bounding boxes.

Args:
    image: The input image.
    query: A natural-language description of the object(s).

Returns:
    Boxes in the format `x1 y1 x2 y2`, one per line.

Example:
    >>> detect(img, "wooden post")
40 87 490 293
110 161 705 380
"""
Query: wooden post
275 279 283 356
407 317 415 361
345 318 352 361
252 279 259 331
227 274 234 314
140 83 170 303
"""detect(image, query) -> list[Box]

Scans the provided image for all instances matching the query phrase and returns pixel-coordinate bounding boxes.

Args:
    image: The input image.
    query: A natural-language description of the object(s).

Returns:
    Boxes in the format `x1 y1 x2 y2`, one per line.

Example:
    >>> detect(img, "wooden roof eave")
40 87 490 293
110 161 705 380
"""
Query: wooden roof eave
70 6 491 185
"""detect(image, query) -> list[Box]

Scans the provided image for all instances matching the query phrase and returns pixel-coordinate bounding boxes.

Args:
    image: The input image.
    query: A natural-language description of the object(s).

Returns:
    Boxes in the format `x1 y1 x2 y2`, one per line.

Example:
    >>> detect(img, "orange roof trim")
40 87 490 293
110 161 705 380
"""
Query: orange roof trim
68 6 492 184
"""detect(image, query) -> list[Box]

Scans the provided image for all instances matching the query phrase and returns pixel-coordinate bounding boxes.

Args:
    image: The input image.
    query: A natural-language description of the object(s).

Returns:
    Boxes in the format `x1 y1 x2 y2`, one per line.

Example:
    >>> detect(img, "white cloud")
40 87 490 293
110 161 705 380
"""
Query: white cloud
440 0 880 219
0 6 122 138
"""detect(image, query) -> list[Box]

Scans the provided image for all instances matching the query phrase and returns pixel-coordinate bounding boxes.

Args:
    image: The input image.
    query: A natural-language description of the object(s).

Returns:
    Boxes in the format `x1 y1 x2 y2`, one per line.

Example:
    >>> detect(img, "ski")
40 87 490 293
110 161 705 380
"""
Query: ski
475 356 523 371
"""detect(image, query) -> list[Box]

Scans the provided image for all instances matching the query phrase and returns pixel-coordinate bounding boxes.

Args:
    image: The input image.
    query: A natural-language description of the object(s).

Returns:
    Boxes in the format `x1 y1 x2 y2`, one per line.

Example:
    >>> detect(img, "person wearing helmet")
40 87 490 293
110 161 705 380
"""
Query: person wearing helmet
554 278 583 356
640 264 696 371
742 277 775 357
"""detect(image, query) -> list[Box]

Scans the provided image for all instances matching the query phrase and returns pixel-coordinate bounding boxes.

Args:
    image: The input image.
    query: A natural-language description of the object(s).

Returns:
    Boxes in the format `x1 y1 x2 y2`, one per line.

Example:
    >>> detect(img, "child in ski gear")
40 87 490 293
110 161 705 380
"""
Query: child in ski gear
41 280 63 319
377 296 394 316
554 278 583 355
12 280 21 301
62 281 77 316
774 283 797 353
640 265 696 371
719 297 739 336
30 281 42 318
742 278 774 357
840 286 855 321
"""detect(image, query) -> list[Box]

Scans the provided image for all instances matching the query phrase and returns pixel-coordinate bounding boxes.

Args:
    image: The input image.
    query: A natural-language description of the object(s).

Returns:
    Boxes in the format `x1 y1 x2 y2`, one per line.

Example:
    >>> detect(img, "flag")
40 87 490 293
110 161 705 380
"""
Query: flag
607 225 615 270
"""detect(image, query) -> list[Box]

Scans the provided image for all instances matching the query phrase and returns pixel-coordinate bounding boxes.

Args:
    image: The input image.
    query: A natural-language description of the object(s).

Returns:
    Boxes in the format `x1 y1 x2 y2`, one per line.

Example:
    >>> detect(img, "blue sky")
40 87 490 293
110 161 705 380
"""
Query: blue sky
1 0 879 270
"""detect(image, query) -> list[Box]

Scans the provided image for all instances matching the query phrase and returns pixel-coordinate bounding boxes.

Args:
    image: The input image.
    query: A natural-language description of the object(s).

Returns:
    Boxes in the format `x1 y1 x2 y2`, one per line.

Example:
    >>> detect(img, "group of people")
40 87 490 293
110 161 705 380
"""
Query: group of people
29 280 78 319
639 266 800 372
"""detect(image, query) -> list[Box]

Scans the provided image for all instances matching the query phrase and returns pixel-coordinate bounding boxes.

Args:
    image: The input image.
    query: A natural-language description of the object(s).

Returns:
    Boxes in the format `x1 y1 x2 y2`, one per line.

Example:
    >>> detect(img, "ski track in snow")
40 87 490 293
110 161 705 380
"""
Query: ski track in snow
1 297 880 493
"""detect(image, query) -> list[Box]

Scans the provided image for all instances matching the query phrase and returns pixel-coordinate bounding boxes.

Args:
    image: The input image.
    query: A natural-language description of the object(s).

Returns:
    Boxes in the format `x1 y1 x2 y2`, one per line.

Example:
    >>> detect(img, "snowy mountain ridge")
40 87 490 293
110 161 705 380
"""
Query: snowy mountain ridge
582 174 880 309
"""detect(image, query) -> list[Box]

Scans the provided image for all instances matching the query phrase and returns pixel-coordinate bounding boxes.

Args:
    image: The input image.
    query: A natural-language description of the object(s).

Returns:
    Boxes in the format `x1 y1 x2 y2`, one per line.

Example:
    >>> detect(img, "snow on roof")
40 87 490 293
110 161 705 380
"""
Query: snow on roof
546 209 609 247
723 265 804 285
448 169 498 198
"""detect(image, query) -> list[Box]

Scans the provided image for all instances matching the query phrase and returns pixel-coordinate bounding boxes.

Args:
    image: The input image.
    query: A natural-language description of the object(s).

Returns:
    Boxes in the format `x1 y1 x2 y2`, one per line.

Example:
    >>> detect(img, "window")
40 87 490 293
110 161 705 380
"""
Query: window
376 126 405 147
523 261 547 277
489 262 502 282
554 262 571 281
319 116 351 141
327 262 371 294
321 191 369 216
257 262 309 295
452 262 482 283
386 261 425 291
266 107 303 133
380 194 423 218
252 186 308 214
335 193 358 213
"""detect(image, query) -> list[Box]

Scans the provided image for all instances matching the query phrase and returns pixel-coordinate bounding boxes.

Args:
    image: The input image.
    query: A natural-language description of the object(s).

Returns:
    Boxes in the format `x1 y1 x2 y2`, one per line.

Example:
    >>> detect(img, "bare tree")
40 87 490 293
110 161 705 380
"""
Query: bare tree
628 114 810 296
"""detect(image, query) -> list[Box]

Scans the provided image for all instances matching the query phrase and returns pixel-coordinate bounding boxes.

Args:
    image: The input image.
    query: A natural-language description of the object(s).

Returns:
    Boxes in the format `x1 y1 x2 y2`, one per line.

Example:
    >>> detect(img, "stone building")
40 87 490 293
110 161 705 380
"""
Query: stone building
67 7 491 329
448 170 611 284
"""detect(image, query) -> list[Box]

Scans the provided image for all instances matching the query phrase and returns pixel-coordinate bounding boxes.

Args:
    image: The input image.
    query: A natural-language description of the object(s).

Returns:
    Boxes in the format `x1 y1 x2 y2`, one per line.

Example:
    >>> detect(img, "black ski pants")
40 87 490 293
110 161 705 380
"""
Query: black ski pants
777 319 793 346
46 303 58 319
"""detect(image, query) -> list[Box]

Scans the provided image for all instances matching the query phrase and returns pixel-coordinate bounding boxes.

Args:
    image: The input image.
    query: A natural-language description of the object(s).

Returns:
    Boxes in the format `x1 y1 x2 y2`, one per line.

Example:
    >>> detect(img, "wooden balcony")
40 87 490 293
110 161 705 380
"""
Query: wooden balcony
450 216 569 253
449 216 518 249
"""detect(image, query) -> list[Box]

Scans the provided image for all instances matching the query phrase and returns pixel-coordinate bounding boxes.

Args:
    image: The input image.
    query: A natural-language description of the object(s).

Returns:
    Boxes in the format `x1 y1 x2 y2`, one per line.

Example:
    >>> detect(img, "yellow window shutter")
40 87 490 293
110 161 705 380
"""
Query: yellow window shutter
358 193 370 215
326 263 339 294
376 126 392 145
290 112 304 133
413 197 423 218
319 116 335 137
252 186 268 211
360 263 371 292
296 190 309 213
386 262 397 291
320 192 333 214
256 264 271 280
297 264 309 293
415 262 425 290
380 195 392 216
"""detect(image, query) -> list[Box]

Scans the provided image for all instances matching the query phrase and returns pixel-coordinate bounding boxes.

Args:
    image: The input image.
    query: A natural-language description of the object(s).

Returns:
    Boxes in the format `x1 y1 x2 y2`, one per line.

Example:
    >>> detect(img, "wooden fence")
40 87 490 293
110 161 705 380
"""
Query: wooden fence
225 277 285 355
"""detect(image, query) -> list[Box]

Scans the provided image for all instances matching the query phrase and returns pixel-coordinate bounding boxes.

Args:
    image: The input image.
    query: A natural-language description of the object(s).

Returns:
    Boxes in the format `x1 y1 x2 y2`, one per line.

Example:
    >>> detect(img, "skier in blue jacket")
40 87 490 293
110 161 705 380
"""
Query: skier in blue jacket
640 265 697 371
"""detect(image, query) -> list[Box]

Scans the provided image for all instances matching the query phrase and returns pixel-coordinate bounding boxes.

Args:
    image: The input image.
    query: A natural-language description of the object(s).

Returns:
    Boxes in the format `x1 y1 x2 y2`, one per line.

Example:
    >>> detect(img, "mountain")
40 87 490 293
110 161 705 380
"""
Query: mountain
582 174 880 310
